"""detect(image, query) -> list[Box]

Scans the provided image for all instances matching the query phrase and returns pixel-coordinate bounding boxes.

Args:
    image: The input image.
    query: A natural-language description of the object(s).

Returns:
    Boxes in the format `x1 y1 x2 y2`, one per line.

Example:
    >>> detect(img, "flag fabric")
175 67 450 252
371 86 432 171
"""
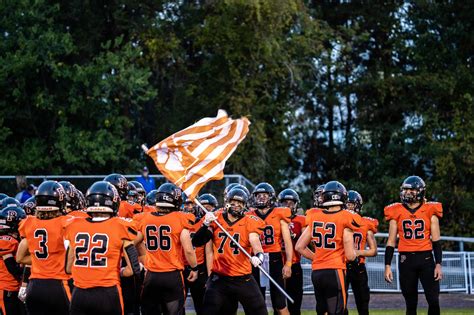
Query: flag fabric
146 110 250 199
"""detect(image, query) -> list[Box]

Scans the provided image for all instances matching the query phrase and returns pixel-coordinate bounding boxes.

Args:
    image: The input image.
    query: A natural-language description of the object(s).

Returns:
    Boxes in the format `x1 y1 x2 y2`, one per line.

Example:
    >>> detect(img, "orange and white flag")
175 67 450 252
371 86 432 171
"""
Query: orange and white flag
146 110 250 199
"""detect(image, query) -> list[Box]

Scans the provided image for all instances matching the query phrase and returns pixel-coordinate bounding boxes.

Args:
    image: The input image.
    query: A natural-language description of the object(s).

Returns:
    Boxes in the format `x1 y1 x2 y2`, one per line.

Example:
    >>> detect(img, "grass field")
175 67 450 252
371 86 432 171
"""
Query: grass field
230 310 474 315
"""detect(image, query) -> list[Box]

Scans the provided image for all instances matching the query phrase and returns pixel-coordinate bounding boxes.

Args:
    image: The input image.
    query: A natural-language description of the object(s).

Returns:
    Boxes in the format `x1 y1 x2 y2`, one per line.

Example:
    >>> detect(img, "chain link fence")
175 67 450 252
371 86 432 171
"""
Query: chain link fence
301 251 472 294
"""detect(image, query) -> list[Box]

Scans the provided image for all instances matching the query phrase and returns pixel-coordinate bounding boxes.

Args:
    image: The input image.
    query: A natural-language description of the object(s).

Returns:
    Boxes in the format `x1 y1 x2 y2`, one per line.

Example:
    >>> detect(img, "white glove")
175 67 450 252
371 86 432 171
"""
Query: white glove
18 286 27 303
203 212 217 226
250 253 265 267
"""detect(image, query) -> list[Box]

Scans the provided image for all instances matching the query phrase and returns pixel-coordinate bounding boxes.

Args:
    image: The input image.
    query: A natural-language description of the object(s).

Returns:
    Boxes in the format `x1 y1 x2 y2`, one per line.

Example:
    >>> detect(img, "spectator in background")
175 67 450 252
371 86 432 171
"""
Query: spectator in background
18 184 37 203
136 166 156 193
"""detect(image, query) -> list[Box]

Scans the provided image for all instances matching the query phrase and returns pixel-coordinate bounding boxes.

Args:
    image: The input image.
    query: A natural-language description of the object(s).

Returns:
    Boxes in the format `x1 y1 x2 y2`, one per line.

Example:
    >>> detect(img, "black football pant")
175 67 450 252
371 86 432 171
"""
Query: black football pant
121 272 143 315
182 263 208 315
25 279 71 315
399 251 440 315
141 270 185 315
70 286 123 315
202 273 268 315
285 263 303 315
312 269 347 315
0 290 26 315
345 263 370 315
252 252 287 311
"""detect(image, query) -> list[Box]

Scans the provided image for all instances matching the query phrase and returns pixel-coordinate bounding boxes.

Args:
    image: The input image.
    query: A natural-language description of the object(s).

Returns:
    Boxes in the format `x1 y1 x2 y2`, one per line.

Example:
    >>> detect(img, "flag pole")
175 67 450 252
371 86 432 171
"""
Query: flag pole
194 199 294 304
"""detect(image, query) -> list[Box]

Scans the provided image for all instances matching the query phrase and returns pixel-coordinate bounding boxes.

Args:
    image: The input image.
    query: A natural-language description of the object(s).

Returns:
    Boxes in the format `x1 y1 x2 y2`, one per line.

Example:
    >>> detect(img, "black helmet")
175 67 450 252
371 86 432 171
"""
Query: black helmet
86 181 120 214
59 181 82 212
0 206 26 231
278 188 300 215
35 181 67 211
226 188 248 218
234 184 250 198
400 176 426 204
223 183 239 203
156 183 183 210
103 173 128 200
127 182 138 199
0 193 8 202
252 182 276 209
313 184 325 207
22 196 36 216
72 189 86 211
321 181 347 207
129 181 146 205
146 189 159 206
1 197 21 210
198 193 218 209
347 190 363 213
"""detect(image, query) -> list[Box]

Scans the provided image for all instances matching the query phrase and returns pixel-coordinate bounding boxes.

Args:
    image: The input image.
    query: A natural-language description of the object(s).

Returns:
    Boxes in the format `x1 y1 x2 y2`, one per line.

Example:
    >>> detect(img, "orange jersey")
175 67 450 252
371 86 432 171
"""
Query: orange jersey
143 205 156 213
209 212 265 276
306 209 362 270
18 216 69 280
119 200 143 218
183 218 206 266
384 202 443 252
0 235 21 291
284 215 306 264
64 217 132 289
353 217 379 264
136 211 194 272
249 207 291 253
67 210 89 218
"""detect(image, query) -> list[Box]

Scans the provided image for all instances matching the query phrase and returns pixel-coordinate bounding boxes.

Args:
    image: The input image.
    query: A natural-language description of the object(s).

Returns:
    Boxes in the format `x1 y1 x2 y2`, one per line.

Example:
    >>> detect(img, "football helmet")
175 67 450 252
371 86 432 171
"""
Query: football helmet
400 176 426 204
347 190 363 213
223 183 239 203
129 181 146 205
85 181 120 214
1 197 21 210
226 188 248 218
278 188 300 215
103 173 128 200
22 196 36 216
35 181 67 211
0 206 26 231
252 182 276 209
156 183 183 210
198 193 218 209
321 181 347 207
312 184 325 207
59 181 81 212
146 189 159 206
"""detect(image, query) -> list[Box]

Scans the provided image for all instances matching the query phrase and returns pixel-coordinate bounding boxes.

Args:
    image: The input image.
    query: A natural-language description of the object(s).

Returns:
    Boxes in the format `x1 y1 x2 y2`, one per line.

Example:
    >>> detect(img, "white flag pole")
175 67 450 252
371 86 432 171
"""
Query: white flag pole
194 199 294 304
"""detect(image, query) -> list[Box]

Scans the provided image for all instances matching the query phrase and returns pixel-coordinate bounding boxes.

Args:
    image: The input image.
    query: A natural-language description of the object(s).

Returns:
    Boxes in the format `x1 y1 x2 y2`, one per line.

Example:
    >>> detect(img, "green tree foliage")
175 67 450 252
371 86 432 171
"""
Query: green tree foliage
0 1 472 236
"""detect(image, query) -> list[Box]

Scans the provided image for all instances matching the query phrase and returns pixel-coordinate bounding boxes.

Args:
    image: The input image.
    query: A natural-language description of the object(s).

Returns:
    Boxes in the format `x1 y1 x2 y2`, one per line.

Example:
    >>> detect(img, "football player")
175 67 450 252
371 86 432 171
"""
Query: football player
248 182 293 315
16 181 72 314
129 181 147 208
296 181 361 315
21 196 36 216
278 188 305 315
384 176 442 315
134 183 198 315
65 181 141 315
0 205 27 315
59 181 88 218
192 188 268 315
345 190 378 315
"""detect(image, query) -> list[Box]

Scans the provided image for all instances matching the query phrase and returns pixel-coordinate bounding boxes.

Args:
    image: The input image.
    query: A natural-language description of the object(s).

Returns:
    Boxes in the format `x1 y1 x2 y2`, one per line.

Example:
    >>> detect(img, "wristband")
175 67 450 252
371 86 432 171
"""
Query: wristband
432 241 442 264
256 252 265 263
385 246 395 266
190 265 199 272
285 261 292 267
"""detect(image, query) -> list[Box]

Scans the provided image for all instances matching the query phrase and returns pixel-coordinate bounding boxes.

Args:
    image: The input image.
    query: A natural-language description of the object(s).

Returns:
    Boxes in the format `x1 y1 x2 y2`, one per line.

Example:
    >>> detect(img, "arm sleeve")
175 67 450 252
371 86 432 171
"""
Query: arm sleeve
431 203 443 218
247 215 265 235
4 256 23 279
348 212 363 230
18 218 27 238
280 208 292 223
182 213 196 230
370 218 379 234
192 225 213 247
384 205 397 222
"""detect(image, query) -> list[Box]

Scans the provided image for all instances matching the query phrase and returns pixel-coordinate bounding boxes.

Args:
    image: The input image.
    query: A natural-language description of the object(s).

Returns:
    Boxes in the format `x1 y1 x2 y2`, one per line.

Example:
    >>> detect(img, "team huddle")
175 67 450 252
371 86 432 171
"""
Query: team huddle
0 174 443 315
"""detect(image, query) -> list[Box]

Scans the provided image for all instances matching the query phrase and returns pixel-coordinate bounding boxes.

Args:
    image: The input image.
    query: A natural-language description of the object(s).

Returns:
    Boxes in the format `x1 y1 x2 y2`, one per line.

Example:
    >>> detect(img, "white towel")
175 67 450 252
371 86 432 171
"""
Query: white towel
259 253 270 288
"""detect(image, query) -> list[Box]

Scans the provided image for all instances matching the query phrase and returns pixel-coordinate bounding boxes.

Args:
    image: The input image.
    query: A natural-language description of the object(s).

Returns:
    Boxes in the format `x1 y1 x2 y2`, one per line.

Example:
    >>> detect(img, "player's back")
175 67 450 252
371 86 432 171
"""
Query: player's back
19 216 69 280
137 211 194 272
306 209 361 270
65 216 132 289
0 235 21 291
